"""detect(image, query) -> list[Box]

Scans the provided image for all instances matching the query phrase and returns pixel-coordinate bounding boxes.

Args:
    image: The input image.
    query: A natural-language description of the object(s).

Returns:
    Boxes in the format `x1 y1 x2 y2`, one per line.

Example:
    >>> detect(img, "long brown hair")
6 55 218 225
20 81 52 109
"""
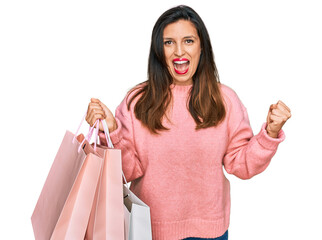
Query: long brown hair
127 5 226 134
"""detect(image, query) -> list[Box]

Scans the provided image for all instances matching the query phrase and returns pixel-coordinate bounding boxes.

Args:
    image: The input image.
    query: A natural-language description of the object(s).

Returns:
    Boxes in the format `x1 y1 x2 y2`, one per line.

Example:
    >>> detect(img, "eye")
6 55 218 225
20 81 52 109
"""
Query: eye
185 39 194 44
164 40 173 45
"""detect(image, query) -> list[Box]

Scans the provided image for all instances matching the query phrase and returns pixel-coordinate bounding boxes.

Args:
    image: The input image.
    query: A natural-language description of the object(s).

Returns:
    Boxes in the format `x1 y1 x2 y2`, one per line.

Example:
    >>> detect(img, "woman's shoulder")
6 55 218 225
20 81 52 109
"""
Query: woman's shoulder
219 83 245 111
125 81 147 104
127 82 147 96
117 81 147 113
219 83 240 102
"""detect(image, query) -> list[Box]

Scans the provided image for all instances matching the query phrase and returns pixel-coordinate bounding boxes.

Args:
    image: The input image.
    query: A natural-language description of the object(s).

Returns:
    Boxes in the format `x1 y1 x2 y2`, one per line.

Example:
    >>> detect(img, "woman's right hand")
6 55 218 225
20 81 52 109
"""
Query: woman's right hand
86 98 118 133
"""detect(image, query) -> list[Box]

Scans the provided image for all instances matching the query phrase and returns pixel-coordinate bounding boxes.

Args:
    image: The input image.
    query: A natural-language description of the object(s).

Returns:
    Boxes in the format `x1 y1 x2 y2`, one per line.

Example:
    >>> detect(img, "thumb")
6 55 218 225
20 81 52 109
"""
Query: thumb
91 98 100 103
270 103 278 110
267 109 272 124
266 103 277 124
267 104 273 123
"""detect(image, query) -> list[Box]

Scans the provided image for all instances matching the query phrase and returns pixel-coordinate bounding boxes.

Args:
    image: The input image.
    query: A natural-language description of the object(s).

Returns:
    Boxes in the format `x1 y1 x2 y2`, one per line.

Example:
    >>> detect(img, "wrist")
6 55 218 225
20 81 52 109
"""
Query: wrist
266 126 279 138
267 131 278 138
99 119 118 133
110 120 118 133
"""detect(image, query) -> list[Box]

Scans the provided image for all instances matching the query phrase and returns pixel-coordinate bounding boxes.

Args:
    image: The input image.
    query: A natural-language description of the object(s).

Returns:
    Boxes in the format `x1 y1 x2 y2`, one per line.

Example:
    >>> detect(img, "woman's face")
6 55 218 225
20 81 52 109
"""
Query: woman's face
163 20 201 86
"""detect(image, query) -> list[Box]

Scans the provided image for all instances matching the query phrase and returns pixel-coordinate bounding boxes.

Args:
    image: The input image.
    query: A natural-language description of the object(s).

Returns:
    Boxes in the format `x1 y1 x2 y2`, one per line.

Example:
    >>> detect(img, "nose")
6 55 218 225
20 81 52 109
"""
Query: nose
174 43 185 57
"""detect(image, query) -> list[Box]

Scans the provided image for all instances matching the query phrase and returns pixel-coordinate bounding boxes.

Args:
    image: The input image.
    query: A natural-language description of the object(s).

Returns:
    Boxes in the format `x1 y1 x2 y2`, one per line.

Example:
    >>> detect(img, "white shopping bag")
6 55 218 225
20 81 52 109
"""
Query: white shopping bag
123 185 152 240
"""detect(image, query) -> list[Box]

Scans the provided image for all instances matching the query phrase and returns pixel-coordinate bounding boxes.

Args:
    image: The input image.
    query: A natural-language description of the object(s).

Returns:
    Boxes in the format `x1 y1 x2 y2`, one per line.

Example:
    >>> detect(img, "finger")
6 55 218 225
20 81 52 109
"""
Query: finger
98 102 115 122
91 98 101 103
97 101 111 115
88 114 105 127
86 103 104 124
267 104 275 124
90 98 106 111
89 100 116 132
271 109 291 123
275 104 292 119
87 110 106 126
87 103 103 115
277 100 291 113
267 107 272 124
269 104 278 115
86 105 105 125
269 113 288 127
86 102 101 117
268 114 283 126
89 108 105 118
88 103 104 113
276 101 291 114
271 108 286 117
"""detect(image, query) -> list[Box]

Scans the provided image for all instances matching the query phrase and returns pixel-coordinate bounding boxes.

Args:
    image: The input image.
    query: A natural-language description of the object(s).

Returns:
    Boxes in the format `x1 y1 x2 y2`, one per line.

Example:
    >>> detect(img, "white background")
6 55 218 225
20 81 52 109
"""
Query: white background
1 0 321 239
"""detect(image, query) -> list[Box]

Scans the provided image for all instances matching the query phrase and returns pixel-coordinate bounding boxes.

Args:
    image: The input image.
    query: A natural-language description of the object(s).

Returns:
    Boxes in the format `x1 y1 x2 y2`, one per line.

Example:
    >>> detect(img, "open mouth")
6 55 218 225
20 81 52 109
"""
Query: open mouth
173 58 190 75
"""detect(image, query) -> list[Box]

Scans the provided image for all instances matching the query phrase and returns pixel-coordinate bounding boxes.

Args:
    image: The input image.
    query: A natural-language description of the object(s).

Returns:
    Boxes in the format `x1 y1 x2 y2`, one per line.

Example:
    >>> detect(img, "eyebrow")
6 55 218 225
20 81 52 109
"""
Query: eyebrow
163 35 198 40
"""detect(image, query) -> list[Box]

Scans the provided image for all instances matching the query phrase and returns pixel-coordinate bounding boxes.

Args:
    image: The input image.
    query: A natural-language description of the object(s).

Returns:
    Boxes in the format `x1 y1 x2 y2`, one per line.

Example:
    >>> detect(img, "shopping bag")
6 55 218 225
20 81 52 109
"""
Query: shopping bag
50 144 103 240
31 117 103 239
32 117 125 240
85 126 124 239
31 129 91 240
123 184 152 240
98 120 152 240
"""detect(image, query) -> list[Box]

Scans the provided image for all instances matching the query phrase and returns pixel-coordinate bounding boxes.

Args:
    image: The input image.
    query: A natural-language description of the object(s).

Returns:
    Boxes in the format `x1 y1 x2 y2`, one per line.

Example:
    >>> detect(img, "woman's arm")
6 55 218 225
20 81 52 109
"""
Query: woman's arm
222 88 291 179
87 97 144 183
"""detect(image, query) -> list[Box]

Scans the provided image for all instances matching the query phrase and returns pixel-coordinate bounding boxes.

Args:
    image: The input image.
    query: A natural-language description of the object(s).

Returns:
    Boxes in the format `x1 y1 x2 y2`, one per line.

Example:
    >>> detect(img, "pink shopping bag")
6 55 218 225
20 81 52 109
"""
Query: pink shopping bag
32 117 124 240
85 145 124 240
85 119 124 240
50 143 103 240
31 129 91 239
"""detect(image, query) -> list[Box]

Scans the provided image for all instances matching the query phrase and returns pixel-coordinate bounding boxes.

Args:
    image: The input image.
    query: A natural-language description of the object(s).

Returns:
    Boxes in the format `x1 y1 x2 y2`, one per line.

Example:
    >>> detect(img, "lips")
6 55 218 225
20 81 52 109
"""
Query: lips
173 58 190 75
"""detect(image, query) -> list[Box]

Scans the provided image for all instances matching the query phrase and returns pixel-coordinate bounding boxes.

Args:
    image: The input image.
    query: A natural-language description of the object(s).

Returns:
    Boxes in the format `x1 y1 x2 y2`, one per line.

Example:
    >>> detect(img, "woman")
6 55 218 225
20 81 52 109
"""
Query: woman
86 5 291 240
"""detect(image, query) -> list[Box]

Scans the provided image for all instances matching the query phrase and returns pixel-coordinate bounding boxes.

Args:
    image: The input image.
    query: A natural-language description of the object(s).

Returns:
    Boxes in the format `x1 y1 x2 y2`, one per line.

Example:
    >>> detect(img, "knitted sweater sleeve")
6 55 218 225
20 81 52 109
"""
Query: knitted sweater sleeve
222 87 285 180
102 94 144 183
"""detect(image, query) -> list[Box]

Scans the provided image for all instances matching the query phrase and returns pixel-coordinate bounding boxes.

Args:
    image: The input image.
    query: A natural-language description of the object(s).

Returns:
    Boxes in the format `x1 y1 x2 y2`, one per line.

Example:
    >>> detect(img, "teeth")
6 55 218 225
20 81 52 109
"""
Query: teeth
173 60 188 64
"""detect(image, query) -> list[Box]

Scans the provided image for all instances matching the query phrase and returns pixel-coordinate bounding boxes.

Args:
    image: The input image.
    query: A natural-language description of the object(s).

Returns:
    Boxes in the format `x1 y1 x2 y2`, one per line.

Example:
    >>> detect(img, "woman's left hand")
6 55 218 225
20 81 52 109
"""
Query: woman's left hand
266 100 292 138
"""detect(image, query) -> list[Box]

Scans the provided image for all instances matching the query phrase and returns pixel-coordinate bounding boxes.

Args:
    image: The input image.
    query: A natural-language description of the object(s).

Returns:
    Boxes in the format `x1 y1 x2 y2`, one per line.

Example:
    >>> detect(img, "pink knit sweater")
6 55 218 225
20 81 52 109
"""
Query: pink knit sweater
108 83 285 240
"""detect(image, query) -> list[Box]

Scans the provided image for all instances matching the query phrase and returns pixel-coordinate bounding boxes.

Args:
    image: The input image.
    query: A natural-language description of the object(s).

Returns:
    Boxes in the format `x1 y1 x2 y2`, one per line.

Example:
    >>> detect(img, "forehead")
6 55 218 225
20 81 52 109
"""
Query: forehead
163 20 198 38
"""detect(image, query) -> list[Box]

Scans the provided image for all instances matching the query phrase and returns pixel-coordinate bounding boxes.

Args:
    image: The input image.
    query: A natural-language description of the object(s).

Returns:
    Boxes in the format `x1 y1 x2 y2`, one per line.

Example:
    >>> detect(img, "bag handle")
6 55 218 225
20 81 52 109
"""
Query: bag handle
101 119 113 148
77 119 99 153
73 112 94 143
101 119 130 190
85 119 99 146
73 112 100 152
73 112 87 139
73 112 130 190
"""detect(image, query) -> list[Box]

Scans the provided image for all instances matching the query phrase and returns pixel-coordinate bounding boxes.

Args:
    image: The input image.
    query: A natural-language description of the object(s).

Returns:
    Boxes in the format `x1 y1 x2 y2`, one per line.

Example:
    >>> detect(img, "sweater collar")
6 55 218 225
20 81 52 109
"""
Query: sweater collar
170 83 193 96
